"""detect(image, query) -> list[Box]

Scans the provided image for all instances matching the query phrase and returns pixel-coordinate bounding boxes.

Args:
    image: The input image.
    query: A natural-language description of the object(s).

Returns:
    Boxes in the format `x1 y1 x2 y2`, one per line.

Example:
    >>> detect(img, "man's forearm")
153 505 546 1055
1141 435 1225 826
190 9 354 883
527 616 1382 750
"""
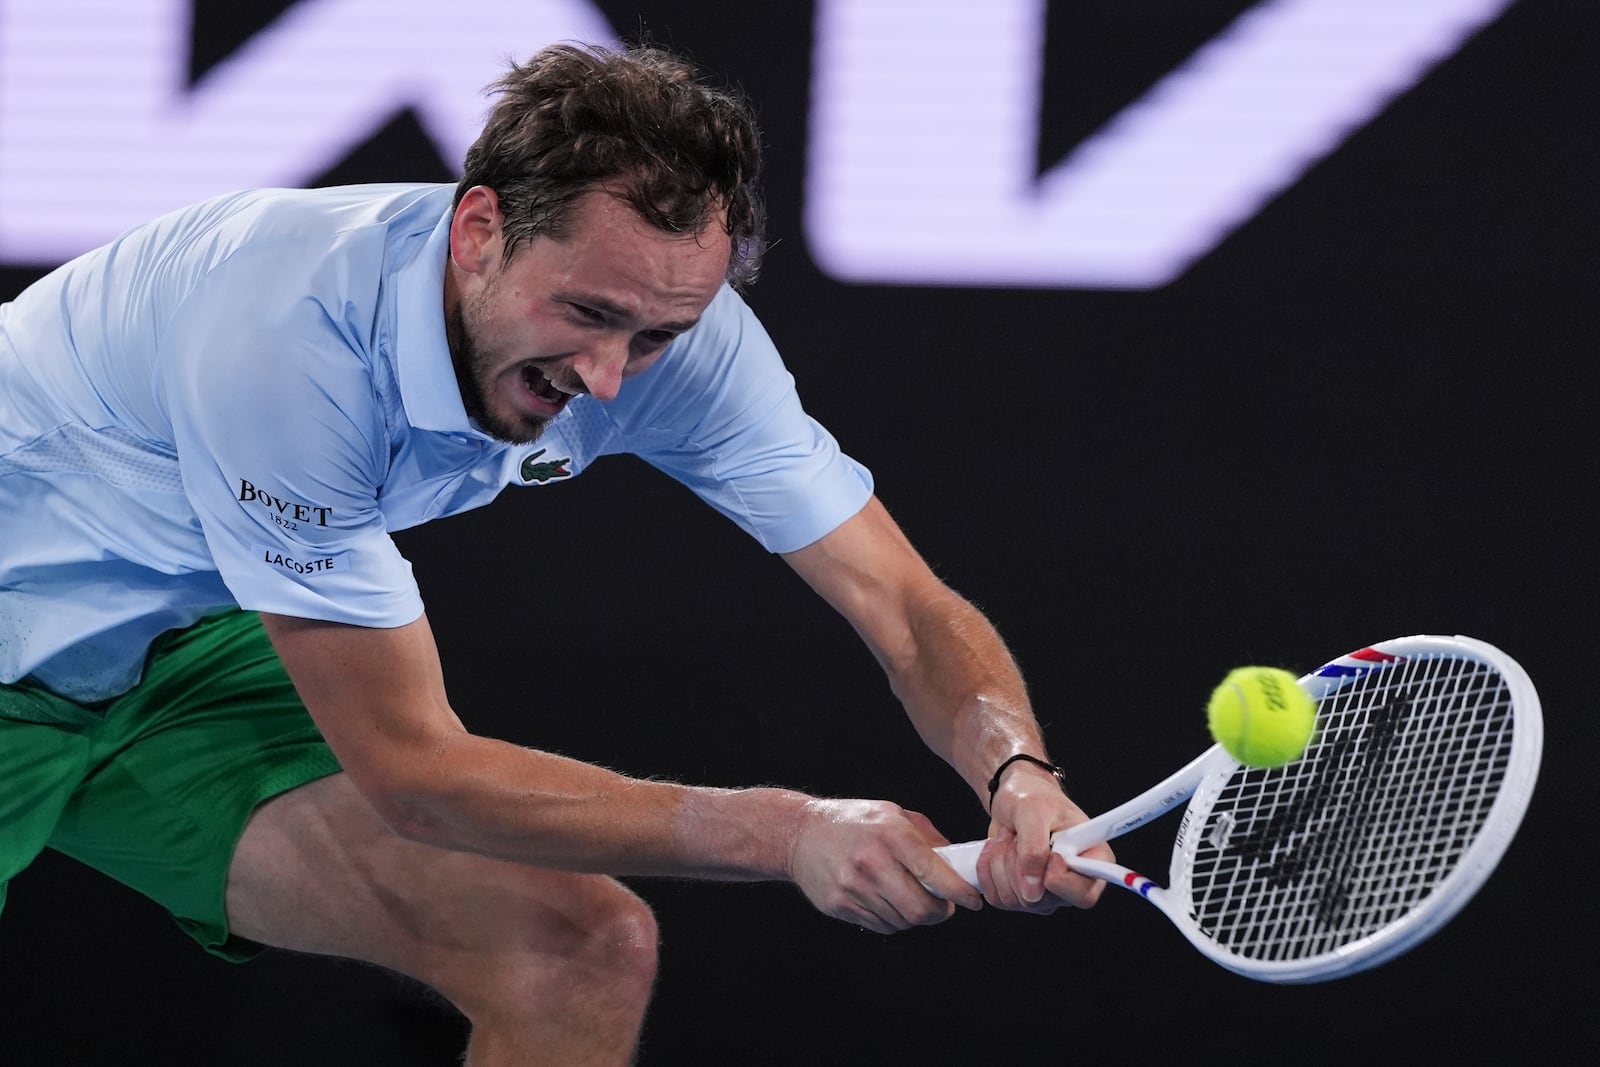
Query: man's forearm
890 590 1053 803
372 729 815 881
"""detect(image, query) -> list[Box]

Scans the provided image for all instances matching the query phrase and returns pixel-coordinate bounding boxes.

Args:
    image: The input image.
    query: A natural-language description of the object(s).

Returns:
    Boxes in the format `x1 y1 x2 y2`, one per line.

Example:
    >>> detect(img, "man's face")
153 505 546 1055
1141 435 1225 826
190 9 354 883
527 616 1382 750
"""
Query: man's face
446 186 732 444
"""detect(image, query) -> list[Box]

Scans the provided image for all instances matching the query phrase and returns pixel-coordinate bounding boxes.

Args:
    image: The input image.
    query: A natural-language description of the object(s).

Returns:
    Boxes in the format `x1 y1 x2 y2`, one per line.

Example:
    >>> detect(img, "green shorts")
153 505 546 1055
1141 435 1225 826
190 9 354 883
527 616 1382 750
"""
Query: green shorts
0 609 341 961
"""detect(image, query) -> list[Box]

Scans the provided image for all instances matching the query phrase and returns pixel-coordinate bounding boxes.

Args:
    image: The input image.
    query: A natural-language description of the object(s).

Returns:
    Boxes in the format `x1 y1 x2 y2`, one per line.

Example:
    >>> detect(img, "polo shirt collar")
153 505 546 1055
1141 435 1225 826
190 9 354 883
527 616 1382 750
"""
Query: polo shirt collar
392 203 477 435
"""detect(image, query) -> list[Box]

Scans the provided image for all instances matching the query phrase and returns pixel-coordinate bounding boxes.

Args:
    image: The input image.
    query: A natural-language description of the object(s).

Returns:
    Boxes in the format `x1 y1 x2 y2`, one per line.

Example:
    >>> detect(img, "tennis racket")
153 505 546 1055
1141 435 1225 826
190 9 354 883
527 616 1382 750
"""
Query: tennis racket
936 634 1542 983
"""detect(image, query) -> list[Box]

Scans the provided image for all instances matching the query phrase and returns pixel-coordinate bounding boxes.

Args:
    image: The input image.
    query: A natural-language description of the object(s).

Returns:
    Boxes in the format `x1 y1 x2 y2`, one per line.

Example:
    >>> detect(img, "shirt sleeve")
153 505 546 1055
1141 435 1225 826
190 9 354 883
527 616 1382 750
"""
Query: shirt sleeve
595 286 874 554
158 244 425 627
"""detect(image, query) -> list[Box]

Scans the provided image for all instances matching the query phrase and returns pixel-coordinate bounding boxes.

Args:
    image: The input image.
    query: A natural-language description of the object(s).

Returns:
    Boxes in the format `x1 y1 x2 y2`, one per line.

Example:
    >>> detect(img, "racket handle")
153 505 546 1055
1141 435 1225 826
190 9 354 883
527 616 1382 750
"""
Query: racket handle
932 839 1151 901
933 839 987 886
931 745 1226 891
932 836 1096 888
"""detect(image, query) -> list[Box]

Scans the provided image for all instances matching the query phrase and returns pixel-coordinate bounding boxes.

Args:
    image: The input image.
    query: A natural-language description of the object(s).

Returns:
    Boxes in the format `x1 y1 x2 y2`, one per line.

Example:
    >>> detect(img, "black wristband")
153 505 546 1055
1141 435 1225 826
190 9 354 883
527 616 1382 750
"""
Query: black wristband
986 754 1068 805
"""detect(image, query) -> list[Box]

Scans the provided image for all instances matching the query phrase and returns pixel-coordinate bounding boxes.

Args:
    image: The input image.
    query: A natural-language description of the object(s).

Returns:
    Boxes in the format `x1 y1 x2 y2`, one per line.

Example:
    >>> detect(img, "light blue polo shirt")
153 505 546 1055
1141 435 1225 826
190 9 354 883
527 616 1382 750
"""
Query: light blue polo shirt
0 183 872 703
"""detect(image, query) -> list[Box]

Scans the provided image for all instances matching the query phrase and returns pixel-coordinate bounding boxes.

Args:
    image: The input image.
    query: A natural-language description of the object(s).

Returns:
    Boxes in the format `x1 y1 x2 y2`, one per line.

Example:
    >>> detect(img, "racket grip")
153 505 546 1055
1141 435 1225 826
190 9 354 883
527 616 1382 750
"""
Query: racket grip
933 834 1100 891
933 839 986 887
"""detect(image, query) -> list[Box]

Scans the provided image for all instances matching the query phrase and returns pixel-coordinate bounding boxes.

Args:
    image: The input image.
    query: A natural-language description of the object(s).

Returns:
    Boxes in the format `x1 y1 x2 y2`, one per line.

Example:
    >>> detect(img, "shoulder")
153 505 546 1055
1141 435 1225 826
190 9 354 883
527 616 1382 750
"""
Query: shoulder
207 183 452 234
177 184 449 283
680 285 776 356
165 184 451 354
156 191 449 457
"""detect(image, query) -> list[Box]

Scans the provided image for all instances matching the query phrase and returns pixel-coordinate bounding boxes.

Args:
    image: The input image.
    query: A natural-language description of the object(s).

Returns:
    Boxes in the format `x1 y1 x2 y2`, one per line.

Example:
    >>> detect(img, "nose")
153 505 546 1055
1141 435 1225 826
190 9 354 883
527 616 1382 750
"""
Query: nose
569 337 629 402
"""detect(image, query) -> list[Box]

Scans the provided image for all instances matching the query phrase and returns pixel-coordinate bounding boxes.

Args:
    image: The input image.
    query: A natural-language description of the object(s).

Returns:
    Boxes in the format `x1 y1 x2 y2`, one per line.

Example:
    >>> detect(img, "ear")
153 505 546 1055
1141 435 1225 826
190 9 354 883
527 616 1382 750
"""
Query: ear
449 185 503 275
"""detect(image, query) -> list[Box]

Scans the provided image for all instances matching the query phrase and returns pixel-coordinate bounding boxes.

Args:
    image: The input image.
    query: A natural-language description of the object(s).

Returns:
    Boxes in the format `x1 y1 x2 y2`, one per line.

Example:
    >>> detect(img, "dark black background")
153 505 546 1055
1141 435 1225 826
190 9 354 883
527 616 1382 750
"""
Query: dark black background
2 1 1593 1062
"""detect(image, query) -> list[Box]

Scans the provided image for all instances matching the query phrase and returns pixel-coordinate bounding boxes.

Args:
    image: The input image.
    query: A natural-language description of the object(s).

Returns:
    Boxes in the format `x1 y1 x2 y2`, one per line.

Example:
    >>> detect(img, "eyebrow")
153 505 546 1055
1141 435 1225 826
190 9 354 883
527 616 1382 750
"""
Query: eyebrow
573 294 700 335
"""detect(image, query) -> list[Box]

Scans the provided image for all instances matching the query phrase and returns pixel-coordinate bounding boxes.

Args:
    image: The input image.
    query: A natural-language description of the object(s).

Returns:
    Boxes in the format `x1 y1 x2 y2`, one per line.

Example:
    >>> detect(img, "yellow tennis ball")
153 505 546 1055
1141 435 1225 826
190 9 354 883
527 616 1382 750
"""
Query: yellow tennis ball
1206 666 1316 767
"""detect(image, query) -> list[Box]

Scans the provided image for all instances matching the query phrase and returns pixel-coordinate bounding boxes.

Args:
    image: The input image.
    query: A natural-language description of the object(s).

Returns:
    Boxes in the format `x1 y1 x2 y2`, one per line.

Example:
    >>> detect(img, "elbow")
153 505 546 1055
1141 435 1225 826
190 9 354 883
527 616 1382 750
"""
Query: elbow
371 786 450 847
346 762 457 849
325 718 471 848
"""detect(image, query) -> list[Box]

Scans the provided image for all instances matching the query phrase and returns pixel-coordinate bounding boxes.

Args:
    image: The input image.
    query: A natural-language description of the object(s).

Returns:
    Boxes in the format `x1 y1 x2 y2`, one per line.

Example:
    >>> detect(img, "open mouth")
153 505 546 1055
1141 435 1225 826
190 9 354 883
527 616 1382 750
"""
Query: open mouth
522 364 577 410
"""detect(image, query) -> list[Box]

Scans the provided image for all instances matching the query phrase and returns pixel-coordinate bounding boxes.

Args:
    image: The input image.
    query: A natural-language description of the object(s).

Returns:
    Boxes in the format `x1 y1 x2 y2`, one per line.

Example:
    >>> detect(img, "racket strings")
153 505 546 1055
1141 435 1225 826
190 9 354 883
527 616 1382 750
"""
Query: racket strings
1181 654 1515 962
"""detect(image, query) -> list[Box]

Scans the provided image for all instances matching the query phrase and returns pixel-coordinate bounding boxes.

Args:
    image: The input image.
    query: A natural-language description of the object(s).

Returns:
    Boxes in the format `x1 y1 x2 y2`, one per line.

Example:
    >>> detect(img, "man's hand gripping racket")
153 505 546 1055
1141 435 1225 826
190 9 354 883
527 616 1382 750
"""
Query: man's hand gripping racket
937 634 1542 983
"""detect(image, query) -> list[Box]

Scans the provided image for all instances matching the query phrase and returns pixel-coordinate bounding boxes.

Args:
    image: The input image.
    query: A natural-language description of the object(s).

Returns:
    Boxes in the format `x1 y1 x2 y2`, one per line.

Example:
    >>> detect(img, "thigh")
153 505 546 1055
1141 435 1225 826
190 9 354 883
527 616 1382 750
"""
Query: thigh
45 610 341 959
225 772 648 1000
0 708 93 910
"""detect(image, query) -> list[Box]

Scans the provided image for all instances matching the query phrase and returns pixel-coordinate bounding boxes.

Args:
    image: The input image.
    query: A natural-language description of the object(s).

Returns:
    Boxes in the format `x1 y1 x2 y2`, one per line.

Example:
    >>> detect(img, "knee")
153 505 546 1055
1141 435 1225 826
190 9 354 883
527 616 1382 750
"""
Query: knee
482 877 659 1009
416 872 662 1033
576 881 659 993
423 876 660 1049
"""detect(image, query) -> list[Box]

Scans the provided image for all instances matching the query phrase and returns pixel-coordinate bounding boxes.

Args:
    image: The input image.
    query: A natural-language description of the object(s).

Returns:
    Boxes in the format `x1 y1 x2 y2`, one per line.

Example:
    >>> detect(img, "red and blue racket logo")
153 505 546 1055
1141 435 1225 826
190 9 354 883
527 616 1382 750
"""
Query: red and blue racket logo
1314 647 1405 680
1122 871 1159 897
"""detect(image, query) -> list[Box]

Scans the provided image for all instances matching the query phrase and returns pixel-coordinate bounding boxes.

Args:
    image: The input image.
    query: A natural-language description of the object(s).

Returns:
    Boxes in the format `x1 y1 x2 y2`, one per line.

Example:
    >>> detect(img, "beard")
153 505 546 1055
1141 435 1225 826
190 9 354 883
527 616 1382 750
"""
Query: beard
445 286 551 446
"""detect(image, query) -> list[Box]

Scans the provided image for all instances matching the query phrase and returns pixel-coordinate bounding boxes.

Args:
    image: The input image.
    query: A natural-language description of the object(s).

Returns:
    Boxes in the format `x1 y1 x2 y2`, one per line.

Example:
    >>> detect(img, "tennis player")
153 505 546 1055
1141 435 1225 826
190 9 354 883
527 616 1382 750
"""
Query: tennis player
0 42 1109 1063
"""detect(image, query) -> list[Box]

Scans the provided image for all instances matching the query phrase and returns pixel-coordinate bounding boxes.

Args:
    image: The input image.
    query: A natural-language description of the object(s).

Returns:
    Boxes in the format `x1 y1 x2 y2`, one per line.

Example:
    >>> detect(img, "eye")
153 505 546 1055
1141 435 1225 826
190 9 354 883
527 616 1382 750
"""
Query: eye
567 303 605 323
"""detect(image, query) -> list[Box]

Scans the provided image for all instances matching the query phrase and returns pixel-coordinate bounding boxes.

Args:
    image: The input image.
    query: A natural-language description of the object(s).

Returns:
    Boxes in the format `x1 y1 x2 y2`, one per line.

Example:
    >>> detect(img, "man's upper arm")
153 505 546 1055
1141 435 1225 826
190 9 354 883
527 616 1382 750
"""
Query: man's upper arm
260 612 464 802
781 495 946 665
160 251 423 629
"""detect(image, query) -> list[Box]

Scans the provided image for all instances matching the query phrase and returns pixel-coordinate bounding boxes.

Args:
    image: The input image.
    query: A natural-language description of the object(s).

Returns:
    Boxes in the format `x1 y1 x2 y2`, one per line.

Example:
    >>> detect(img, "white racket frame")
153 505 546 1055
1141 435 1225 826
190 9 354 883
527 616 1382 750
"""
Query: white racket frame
936 634 1542 982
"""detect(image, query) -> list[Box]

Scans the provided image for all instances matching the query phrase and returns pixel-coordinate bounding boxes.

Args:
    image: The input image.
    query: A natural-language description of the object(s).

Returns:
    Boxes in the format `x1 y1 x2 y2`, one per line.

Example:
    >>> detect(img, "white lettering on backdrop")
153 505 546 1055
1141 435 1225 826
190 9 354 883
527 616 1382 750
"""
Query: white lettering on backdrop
0 0 612 263
1 0 1513 287
804 0 1513 288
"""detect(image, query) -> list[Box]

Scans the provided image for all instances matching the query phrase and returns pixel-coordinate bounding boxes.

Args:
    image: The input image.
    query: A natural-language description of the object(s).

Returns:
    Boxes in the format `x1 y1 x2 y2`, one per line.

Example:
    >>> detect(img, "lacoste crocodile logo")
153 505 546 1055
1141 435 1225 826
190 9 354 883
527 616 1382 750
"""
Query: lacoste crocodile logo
520 449 572 484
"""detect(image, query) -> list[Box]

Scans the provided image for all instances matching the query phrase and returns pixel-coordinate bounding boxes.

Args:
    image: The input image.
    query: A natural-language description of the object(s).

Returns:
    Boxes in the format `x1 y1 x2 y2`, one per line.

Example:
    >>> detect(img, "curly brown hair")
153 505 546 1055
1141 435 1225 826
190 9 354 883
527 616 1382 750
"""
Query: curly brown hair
456 43 767 287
